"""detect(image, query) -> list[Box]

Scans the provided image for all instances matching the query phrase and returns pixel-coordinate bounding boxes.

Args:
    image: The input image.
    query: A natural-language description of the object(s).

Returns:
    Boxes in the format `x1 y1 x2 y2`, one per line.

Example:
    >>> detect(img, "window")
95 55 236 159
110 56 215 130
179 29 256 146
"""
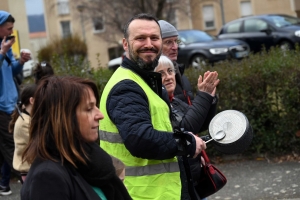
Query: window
244 19 268 32
202 5 215 29
93 17 104 33
108 46 123 60
60 21 71 38
57 0 69 15
240 1 252 17
226 21 242 33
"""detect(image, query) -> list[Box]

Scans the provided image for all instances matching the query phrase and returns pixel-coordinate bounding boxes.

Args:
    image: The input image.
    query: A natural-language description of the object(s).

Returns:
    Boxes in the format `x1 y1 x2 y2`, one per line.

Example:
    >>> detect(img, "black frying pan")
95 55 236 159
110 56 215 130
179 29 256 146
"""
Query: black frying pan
202 110 253 154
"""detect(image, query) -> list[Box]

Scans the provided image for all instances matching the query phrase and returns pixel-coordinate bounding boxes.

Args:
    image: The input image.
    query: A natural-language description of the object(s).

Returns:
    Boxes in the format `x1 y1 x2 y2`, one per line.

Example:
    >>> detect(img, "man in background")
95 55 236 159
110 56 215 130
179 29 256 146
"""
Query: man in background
158 20 196 104
0 10 31 195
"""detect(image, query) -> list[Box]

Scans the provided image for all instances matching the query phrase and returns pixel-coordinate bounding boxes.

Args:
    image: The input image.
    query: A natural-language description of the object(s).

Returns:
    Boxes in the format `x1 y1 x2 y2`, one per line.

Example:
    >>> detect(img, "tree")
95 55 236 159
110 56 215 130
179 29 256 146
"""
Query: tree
71 0 190 53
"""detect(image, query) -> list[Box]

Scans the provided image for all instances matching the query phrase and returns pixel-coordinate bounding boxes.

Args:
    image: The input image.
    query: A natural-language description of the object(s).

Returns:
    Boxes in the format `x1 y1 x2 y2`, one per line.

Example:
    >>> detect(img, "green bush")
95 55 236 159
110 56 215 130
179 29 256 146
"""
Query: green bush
184 47 300 156
30 42 300 156
38 34 87 62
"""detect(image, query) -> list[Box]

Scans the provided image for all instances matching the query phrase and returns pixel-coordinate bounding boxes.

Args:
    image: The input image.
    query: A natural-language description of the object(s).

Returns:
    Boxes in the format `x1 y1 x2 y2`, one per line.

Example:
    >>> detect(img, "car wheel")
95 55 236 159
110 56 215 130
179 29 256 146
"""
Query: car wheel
190 54 207 70
279 40 292 51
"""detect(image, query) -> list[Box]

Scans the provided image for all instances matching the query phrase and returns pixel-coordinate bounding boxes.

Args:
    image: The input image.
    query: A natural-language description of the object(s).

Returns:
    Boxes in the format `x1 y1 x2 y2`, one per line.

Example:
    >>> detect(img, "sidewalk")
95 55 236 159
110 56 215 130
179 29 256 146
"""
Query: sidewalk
3 158 300 199
209 158 300 200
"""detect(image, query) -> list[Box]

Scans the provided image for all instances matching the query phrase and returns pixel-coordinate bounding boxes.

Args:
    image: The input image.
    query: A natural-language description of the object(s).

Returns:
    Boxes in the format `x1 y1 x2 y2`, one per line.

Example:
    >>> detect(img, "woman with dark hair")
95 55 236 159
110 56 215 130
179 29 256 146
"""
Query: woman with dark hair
21 76 131 200
32 61 54 84
9 84 36 183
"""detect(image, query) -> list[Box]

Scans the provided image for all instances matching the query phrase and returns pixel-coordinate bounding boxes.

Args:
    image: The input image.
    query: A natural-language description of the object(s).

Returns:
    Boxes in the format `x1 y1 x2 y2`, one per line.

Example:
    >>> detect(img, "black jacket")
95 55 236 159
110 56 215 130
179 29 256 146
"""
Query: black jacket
171 91 217 134
170 72 218 200
21 159 102 200
173 62 194 104
21 143 131 200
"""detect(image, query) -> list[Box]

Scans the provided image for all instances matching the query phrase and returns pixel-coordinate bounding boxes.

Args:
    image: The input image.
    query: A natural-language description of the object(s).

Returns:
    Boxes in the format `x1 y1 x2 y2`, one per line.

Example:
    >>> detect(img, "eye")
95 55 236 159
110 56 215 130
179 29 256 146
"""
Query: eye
164 40 172 45
136 37 145 41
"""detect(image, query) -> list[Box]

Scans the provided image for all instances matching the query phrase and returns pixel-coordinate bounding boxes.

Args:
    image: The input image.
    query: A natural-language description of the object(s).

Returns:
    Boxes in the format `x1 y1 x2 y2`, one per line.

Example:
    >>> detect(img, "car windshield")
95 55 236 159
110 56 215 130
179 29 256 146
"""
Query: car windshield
178 30 213 44
268 15 300 27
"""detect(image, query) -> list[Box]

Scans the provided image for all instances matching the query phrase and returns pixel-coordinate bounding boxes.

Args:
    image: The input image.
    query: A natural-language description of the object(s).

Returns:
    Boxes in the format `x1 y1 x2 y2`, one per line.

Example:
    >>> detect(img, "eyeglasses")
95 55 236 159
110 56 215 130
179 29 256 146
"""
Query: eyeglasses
157 68 176 78
163 39 182 47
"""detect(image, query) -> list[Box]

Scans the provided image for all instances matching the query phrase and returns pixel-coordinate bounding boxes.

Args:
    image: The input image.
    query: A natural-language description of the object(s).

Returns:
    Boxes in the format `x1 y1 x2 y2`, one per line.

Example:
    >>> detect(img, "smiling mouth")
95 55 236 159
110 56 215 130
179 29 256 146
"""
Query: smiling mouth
138 48 158 54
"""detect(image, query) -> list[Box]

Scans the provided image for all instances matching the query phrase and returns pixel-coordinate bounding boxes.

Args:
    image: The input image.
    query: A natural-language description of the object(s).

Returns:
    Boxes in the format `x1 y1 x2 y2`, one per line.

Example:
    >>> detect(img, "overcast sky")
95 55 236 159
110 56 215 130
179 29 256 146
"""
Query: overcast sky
25 0 44 15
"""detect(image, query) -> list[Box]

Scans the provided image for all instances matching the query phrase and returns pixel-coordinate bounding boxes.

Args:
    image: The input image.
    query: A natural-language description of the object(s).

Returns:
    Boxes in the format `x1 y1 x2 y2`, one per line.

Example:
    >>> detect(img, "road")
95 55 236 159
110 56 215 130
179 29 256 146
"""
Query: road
209 159 300 200
2 159 300 200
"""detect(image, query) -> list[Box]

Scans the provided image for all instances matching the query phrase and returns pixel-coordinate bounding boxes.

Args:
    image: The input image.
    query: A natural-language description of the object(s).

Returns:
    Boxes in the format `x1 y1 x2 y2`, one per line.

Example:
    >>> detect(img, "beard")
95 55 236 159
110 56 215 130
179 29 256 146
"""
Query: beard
128 43 162 71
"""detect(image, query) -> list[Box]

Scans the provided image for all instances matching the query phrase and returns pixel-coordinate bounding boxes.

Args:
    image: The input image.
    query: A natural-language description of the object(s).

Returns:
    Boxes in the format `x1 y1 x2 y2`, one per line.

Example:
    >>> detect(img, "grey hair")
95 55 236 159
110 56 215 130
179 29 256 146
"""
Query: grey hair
154 55 175 72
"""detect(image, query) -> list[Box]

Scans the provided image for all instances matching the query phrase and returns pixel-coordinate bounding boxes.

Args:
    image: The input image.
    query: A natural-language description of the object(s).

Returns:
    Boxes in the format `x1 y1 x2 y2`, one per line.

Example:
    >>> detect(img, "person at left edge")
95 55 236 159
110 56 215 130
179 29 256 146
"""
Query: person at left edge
0 10 31 195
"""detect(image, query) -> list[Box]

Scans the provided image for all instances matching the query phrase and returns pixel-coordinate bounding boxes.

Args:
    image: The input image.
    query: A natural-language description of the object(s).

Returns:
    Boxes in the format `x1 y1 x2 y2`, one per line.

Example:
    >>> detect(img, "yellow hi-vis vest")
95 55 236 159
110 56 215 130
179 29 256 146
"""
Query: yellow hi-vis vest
99 67 181 200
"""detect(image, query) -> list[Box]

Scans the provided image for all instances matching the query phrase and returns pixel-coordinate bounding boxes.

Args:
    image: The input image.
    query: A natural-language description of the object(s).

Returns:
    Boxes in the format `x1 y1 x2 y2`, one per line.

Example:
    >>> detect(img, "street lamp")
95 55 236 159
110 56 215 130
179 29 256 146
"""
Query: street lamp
77 4 86 42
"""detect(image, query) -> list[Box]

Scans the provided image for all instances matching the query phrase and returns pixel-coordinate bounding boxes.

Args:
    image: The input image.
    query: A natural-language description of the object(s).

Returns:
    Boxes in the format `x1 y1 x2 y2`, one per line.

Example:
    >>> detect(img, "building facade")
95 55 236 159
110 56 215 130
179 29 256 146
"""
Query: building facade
43 0 300 69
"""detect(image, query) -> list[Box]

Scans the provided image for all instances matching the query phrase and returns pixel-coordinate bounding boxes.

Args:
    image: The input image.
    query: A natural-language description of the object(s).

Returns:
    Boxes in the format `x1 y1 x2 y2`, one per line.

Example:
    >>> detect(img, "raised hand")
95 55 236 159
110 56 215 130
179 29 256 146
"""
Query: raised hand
197 71 220 96
0 36 15 55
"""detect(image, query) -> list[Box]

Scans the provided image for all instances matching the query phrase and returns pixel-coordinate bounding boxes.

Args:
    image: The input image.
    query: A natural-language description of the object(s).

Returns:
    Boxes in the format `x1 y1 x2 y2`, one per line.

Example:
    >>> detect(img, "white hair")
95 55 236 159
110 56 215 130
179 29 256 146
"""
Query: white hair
154 55 175 72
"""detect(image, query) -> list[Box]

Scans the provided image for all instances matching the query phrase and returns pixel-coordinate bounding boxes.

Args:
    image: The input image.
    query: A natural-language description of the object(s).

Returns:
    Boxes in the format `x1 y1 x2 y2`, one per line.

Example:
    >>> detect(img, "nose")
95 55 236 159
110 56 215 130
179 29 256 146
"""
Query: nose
144 37 153 48
165 72 173 79
171 42 178 49
96 108 104 121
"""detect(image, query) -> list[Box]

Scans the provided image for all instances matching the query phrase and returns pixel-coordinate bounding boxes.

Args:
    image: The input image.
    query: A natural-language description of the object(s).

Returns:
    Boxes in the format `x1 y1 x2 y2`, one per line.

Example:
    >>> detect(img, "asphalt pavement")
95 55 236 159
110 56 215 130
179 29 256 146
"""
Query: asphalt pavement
2 158 300 200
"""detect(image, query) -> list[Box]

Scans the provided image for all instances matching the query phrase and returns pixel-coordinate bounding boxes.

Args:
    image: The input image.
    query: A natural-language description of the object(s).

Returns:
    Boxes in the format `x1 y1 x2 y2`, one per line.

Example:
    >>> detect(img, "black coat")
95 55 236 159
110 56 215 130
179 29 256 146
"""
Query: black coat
171 91 217 134
173 62 194 104
170 78 218 200
21 143 131 200
21 159 102 200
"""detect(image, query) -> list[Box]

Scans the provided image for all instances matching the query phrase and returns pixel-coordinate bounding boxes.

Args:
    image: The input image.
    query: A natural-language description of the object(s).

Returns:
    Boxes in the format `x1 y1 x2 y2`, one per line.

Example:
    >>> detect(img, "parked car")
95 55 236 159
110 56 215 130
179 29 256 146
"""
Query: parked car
107 52 126 71
177 29 250 69
108 57 122 71
218 14 300 53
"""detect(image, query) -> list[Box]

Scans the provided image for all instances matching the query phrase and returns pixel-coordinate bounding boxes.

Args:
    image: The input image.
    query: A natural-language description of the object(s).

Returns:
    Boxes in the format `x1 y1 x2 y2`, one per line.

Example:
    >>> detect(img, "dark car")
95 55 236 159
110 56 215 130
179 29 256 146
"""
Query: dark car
177 29 249 69
218 14 300 53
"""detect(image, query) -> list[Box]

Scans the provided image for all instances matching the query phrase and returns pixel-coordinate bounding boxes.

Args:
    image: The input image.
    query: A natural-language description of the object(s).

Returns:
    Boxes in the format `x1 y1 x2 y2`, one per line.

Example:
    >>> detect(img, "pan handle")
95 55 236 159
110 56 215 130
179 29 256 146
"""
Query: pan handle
200 135 211 142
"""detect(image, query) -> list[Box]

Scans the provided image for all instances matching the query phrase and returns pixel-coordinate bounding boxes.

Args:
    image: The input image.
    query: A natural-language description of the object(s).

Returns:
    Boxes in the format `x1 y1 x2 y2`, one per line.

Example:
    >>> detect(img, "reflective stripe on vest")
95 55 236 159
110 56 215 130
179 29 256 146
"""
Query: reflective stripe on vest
99 129 180 176
99 67 181 200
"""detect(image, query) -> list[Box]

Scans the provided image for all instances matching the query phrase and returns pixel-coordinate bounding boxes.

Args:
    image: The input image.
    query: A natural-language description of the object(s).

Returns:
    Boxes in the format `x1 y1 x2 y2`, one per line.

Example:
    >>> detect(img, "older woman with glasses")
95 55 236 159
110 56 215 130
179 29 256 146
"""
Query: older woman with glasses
154 55 219 134
154 55 220 200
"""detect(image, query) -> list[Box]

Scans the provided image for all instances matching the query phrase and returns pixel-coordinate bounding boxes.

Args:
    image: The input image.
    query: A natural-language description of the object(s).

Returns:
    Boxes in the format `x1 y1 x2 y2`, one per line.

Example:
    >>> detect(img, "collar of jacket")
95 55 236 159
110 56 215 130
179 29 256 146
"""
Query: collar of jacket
121 56 163 97
173 61 186 75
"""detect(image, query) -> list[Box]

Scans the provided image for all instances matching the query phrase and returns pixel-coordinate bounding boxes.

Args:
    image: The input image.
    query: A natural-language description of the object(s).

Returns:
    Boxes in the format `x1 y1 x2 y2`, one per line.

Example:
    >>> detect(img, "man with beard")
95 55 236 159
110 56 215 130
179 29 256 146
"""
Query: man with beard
99 13 206 200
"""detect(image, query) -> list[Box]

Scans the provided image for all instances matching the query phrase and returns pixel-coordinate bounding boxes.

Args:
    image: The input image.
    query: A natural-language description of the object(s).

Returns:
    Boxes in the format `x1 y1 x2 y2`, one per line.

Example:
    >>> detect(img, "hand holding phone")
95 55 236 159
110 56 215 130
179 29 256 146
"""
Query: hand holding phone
6 35 15 40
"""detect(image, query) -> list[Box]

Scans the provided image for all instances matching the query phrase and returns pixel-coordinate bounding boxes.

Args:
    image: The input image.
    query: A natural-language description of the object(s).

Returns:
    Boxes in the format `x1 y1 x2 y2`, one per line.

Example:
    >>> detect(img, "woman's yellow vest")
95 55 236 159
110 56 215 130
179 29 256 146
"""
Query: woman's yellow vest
99 67 181 200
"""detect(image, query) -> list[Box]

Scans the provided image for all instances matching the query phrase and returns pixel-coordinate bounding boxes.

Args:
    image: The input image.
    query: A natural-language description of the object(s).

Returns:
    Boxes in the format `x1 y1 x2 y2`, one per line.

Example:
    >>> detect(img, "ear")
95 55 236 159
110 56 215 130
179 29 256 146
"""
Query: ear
123 38 128 52
29 97 34 105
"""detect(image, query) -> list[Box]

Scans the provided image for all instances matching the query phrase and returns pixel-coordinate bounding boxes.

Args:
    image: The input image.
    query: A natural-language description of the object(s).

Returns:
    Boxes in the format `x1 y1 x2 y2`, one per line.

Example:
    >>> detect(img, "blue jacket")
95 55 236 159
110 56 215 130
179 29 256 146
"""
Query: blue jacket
0 39 23 114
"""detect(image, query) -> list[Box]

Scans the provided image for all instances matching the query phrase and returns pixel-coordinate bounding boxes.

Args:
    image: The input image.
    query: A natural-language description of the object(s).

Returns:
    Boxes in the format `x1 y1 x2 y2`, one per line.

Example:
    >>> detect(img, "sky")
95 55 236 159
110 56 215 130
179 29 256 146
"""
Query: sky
25 0 44 15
